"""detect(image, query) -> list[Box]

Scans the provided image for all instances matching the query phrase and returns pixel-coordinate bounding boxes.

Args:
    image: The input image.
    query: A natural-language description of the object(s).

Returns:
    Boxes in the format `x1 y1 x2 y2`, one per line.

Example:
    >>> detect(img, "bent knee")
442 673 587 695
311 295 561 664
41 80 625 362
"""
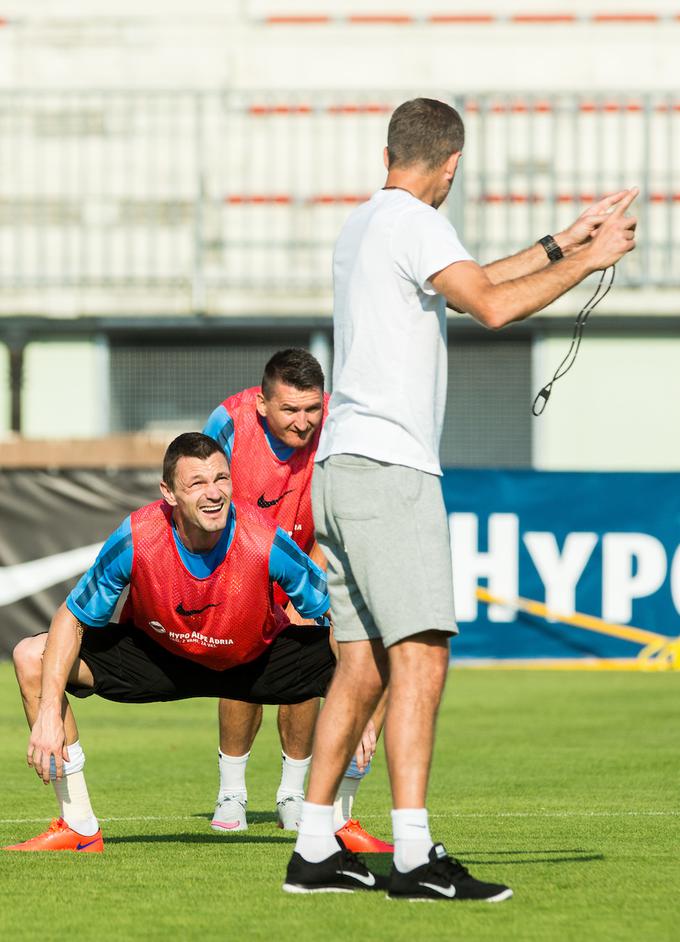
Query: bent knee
12 633 47 680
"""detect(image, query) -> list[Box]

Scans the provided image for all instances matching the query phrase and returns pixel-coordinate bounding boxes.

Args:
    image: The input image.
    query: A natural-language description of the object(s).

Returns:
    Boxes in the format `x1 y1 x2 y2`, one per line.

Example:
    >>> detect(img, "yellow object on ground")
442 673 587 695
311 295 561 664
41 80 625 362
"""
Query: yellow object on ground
475 587 680 671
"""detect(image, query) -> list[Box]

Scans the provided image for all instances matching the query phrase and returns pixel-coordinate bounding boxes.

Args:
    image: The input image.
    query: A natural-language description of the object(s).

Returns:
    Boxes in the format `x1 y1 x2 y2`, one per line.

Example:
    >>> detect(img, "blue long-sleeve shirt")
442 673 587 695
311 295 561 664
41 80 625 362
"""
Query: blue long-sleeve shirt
66 503 329 628
203 404 295 461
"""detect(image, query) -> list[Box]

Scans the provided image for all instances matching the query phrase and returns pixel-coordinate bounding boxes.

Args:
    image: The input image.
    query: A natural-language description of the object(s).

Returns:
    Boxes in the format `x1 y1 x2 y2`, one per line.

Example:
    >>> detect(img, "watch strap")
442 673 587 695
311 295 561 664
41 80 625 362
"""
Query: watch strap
538 234 564 262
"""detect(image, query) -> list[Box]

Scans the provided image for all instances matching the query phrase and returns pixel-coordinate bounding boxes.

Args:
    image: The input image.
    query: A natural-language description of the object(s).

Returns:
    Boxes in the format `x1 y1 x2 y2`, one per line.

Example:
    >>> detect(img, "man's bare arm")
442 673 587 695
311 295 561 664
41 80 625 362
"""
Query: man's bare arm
27 603 84 783
481 189 631 286
434 188 637 329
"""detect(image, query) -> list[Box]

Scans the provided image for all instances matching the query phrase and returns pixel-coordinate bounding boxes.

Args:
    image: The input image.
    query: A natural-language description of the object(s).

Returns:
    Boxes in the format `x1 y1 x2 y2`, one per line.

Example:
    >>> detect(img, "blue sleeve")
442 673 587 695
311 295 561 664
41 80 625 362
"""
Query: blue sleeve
203 404 234 463
66 517 134 628
269 528 329 619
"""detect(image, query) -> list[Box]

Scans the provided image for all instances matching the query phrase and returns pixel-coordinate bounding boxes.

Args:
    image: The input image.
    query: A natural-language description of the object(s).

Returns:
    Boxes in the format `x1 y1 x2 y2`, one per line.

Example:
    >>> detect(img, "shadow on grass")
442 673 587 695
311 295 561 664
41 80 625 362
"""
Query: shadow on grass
192 810 279 825
456 849 604 865
106 833 294 845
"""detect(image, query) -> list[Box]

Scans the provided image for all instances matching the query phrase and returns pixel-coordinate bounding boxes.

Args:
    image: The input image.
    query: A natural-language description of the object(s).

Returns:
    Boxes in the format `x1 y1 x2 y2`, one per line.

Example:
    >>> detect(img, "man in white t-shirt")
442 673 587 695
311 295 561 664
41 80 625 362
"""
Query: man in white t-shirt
283 98 637 899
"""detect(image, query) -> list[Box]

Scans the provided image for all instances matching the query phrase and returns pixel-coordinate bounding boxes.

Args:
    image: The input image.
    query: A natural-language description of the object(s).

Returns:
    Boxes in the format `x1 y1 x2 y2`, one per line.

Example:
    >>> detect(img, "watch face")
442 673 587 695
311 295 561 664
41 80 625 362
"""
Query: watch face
540 236 563 262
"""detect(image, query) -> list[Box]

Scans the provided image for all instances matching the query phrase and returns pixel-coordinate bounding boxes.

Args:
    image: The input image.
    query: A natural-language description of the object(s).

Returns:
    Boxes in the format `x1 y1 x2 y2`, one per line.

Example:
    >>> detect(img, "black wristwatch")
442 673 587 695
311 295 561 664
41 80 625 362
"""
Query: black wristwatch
538 234 564 262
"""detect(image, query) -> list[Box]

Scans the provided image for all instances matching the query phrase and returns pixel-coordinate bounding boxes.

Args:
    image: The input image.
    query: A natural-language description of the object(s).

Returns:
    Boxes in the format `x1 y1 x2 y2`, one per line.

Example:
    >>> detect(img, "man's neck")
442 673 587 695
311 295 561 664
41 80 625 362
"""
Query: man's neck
383 172 437 207
172 511 224 554
260 415 296 459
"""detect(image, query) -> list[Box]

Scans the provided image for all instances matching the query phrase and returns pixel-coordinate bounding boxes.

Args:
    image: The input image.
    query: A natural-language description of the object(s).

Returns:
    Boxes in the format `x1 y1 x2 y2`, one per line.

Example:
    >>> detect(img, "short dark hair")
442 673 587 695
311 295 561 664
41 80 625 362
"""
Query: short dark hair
162 432 224 488
261 348 325 400
387 98 465 171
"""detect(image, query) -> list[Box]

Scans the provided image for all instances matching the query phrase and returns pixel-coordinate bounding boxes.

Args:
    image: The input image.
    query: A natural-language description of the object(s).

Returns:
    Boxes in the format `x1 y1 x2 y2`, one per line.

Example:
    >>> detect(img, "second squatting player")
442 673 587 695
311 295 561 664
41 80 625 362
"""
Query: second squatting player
203 348 391 853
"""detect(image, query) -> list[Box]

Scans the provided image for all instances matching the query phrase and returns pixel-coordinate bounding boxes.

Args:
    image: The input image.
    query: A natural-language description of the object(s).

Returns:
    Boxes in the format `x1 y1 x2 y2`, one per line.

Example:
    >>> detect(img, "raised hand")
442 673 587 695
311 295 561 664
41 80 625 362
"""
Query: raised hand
584 187 638 271
561 189 631 247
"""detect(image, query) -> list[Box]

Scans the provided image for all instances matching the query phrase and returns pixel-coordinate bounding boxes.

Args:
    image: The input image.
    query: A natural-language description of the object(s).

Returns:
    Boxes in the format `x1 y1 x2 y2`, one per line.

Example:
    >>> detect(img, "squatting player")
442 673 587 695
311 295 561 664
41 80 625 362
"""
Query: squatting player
203 348 391 852
4 433 335 853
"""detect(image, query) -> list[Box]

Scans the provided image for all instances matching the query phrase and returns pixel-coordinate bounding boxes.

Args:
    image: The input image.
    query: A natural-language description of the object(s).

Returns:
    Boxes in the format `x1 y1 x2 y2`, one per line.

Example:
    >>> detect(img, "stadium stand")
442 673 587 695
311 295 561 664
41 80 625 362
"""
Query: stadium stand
0 1 678 469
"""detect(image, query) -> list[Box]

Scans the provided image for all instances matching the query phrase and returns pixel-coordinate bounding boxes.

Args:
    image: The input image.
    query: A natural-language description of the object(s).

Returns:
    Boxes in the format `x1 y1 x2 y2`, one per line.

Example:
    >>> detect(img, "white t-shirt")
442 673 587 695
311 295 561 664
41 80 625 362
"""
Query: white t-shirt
316 188 473 475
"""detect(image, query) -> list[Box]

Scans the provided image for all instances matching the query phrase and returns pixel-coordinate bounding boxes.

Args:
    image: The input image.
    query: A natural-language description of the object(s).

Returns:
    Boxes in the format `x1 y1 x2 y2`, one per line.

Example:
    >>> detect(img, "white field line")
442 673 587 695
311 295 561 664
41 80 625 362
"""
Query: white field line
1 810 679 825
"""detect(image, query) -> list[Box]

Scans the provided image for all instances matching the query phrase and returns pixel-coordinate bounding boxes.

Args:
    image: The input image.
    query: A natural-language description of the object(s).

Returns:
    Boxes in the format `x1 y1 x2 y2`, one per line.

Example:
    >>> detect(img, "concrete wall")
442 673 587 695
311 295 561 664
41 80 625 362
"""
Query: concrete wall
532 334 680 470
0 344 9 435
22 337 109 438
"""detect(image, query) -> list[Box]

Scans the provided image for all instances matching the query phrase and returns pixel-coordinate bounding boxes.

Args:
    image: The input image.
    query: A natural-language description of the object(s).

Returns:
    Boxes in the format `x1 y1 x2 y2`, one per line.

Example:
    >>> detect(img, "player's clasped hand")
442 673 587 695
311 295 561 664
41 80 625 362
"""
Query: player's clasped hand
27 713 69 784
585 186 638 270
354 718 377 772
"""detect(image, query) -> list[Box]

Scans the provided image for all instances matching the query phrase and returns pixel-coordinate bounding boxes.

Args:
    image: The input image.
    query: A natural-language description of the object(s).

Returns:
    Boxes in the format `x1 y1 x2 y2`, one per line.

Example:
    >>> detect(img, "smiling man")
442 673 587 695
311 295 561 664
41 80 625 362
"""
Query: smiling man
4 432 335 854
202 349 391 854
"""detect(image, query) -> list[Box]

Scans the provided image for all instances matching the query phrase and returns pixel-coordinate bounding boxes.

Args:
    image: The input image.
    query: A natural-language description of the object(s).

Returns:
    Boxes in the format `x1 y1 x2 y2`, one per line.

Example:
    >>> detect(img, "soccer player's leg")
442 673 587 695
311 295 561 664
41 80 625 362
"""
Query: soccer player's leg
333 689 394 853
212 698 263 832
384 632 511 902
283 638 388 893
275 698 319 831
4 634 102 853
375 469 512 902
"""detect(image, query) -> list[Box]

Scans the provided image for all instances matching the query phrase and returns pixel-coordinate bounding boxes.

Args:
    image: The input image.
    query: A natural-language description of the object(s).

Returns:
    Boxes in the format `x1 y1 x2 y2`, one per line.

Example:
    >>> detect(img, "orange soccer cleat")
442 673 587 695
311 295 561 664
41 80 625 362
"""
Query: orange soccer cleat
335 818 394 854
3 818 104 853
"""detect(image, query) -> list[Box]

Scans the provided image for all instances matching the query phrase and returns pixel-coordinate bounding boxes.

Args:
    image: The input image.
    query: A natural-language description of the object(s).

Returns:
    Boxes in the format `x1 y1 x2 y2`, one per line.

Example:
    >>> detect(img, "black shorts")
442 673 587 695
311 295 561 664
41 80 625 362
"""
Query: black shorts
65 622 335 705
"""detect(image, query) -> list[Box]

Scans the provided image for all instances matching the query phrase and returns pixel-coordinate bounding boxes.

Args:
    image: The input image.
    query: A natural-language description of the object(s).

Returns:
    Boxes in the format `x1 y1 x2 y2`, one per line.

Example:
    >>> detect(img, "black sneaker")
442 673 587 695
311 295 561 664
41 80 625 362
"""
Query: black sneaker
388 844 513 903
283 842 383 894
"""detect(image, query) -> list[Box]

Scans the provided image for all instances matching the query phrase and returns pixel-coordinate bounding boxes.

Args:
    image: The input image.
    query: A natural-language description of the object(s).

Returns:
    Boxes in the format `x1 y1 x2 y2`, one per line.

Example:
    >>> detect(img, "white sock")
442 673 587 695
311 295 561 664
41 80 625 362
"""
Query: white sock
391 808 433 872
276 752 310 803
217 750 249 801
294 801 339 863
333 776 361 829
51 742 98 837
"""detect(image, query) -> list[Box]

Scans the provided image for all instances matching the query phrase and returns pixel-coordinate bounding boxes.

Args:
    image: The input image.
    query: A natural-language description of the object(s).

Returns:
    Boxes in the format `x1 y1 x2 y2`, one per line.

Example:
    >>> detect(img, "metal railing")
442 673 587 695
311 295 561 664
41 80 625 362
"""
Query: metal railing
0 90 677 313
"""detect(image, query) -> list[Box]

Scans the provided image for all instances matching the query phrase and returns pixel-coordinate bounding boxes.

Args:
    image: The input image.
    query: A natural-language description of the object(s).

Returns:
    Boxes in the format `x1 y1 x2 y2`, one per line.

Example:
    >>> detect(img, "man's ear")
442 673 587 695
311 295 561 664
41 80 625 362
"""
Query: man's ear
159 479 177 506
255 390 268 418
383 146 390 170
444 151 461 180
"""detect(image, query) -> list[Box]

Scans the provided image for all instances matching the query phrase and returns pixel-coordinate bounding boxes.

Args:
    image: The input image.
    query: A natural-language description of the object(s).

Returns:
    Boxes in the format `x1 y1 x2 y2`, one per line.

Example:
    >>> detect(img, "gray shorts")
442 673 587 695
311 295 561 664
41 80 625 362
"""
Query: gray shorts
312 455 458 647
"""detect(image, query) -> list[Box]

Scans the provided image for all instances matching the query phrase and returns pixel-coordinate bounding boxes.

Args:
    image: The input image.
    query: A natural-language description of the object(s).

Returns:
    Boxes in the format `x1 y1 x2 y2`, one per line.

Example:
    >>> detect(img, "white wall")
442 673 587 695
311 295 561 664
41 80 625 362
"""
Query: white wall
0 1 677 93
22 337 109 438
532 334 680 470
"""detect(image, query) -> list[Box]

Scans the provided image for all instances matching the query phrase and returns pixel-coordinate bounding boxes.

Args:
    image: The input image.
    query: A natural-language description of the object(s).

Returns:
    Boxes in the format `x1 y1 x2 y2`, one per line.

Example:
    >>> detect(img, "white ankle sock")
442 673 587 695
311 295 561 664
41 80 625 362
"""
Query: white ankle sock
391 808 433 872
333 775 362 829
218 750 249 801
294 801 339 862
51 742 98 837
276 752 311 803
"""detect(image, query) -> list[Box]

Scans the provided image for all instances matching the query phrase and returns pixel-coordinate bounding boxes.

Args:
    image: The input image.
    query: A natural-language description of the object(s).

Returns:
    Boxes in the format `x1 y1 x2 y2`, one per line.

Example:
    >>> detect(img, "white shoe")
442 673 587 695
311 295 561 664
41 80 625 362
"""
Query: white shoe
211 794 247 833
276 793 304 831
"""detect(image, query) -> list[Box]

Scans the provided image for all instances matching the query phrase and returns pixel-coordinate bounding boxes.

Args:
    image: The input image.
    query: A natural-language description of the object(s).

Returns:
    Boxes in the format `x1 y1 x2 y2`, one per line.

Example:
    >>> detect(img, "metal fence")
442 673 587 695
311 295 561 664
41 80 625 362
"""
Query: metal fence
106 333 533 467
0 90 677 311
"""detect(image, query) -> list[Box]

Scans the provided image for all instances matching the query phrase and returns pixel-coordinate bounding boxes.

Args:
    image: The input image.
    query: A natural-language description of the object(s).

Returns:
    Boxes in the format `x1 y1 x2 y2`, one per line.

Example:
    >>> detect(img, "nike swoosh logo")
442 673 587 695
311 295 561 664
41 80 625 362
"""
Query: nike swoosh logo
76 838 100 851
175 602 221 617
257 489 294 509
336 870 376 887
0 543 104 608
419 881 456 898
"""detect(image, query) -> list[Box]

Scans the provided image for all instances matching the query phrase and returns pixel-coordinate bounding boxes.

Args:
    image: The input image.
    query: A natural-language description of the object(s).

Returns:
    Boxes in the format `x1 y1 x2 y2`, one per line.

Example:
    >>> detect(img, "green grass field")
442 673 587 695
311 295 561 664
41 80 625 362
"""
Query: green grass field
1 660 678 942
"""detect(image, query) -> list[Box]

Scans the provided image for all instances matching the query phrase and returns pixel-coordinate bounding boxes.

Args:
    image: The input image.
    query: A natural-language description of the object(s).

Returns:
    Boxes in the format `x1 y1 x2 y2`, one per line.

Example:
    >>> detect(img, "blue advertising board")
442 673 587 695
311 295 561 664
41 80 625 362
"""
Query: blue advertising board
441 470 680 661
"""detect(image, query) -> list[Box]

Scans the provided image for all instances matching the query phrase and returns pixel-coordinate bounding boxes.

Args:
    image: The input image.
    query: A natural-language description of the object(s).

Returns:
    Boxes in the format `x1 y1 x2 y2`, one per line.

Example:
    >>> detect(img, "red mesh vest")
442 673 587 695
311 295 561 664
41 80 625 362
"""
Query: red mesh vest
223 387 329 607
121 499 287 671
